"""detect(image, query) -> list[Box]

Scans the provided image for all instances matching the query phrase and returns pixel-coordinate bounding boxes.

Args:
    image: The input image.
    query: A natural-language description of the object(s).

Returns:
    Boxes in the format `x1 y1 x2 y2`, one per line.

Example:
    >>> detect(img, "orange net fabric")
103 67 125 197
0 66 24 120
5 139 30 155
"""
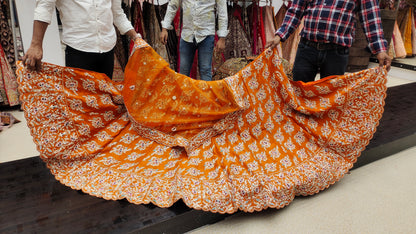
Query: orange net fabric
16 38 387 214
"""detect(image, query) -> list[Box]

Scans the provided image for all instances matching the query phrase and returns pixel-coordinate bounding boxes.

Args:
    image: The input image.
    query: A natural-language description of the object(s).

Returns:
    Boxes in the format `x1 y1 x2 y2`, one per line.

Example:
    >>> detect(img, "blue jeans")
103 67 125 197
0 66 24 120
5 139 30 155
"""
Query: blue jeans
179 36 215 81
292 41 349 82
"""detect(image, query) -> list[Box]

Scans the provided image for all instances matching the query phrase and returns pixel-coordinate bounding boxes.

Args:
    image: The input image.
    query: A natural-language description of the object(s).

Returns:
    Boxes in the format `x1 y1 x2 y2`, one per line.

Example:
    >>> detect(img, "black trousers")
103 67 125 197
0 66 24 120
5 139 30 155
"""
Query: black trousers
65 46 114 79
292 40 349 82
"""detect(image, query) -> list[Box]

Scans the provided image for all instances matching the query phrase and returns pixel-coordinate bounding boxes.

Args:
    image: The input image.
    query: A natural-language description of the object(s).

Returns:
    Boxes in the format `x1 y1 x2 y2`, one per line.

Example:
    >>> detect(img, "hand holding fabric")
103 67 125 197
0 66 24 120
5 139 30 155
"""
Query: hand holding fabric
377 51 392 72
126 29 141 41
22 44 43 72
22 20 48 72
265 35 282 50
160 28 169 45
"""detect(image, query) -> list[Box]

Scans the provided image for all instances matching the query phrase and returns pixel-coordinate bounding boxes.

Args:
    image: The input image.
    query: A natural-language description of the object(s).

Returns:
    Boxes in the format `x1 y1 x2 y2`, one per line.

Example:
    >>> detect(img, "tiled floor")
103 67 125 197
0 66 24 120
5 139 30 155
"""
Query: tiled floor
0 109 38 163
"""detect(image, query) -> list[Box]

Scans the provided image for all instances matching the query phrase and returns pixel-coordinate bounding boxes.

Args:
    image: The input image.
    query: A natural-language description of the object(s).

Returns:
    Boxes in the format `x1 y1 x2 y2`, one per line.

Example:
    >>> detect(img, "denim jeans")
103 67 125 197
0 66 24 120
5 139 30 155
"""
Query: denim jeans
292 41 350 82
179 35 215 81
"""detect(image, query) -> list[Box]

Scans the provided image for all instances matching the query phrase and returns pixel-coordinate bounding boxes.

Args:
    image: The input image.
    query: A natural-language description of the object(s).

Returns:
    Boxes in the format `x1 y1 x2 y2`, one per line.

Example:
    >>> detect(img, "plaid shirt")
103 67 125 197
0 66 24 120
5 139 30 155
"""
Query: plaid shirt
276 0 388 54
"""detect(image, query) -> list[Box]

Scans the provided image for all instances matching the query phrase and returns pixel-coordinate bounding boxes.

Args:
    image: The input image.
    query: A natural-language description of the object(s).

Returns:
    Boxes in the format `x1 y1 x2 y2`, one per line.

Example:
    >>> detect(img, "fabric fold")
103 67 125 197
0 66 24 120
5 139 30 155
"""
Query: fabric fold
16 38 387 213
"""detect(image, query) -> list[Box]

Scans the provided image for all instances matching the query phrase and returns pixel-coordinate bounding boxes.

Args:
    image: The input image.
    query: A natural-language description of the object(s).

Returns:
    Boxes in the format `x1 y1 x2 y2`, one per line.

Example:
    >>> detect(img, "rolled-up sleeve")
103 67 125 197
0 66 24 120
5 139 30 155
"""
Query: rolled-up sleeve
34 0 56 24
275 0 307 41
358 0 388 54
161 0 180 30
216 0 228 37
112 0 134 34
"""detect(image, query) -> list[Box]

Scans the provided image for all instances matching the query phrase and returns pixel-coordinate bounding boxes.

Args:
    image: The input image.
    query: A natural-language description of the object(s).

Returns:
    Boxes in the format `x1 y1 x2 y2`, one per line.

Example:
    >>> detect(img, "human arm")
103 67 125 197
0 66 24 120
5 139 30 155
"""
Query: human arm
160 28 169 45
215 37 226 52
23 20 48 71
358 0 391 71
23 0 57 71
112 0 138 39
216 0 229 39
376 51 391 71
214 0 228 52
125 29 142 41
160 0 181 44
267 0 308 49
265 35 281 49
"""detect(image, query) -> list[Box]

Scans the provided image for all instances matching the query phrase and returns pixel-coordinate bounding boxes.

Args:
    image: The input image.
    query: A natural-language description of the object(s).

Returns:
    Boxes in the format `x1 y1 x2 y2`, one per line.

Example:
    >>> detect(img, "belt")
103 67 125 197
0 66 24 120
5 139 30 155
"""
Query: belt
300 38 344 50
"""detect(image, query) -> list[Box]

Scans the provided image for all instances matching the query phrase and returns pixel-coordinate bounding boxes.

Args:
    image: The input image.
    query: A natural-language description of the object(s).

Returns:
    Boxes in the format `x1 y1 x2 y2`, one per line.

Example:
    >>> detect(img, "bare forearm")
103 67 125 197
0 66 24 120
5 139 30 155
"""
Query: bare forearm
23 20 48 71
30 20 49 47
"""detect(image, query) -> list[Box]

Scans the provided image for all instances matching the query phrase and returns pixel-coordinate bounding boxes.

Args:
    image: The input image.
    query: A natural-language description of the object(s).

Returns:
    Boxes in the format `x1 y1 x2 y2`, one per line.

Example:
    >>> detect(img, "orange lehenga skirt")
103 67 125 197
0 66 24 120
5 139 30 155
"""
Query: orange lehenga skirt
16 38 387 214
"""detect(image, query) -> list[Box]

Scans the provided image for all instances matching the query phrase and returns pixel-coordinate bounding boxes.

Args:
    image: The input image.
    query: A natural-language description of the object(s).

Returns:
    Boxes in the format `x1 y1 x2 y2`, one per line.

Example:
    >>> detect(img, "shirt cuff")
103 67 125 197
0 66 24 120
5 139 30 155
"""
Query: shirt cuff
34 8 53 24
117 22 134 35
369 39 388 54
217 29 229 38
275 30 287 42
161 21 174 30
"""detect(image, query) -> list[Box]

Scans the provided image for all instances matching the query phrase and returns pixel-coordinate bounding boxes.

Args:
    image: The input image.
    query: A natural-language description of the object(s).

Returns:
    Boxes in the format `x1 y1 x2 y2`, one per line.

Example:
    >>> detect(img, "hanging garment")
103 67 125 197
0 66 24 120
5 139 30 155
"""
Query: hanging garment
247 3 262 55
288 19 304 66
213 56 293 81
0 0 16 71
263 6 275 44
156 2 179 71
259 6 266 52
142 1 169 62
274 2 287 30
242 3 252 47
396 6 412 56
0 44 19 106
113 30 129 80
174 10 181 72
112 56 125 82
211 35 226 76
224 5 253 60
275 2 300 65
263 6 281 57
388 39 395 59
213 57 254 81
131 0 145 44
16 38 387 214
392 21 407 58
403 8 413 56
113 1 131 72
411 8 416 56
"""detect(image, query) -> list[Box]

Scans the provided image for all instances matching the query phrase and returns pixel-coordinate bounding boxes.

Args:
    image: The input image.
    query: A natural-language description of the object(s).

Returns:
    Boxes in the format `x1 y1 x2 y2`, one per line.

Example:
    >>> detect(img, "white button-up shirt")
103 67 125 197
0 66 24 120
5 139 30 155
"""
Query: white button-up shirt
161 0 228 43
34 0 134 53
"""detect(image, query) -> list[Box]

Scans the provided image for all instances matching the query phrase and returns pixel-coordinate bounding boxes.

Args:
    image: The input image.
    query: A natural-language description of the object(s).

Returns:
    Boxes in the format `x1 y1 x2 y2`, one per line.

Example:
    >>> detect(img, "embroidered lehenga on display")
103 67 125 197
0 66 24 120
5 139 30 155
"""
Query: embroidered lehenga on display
0 44 19 106
0 0 19 106
0 0 15 71
16 38 387 214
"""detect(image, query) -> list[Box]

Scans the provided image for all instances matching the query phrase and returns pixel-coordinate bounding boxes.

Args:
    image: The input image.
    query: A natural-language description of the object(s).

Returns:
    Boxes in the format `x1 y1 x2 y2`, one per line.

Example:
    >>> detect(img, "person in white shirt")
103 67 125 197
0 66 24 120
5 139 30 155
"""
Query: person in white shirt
23 0 140 79
159 0 228 81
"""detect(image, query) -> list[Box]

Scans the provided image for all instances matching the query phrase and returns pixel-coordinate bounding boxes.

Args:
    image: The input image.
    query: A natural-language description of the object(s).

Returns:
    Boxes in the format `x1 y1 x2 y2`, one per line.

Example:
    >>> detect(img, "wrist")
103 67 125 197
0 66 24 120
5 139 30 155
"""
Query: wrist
30 39 43 48
130 33 141 41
